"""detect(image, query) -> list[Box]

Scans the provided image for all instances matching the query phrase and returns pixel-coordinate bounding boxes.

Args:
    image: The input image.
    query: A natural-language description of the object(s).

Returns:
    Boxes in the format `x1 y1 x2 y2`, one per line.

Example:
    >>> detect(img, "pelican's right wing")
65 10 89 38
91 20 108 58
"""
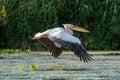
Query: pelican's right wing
48 29 92 62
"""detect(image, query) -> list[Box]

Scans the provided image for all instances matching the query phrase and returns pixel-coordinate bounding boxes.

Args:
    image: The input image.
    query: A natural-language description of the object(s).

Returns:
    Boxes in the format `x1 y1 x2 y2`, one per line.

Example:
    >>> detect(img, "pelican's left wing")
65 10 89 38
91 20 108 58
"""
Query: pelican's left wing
38 38 62 57
49 30 92 62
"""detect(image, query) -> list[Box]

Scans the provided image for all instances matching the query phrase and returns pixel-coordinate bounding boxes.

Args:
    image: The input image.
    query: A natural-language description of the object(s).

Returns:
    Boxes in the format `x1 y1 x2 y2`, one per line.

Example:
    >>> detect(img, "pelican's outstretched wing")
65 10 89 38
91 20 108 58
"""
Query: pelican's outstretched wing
49 29 92 62
39 38 62 57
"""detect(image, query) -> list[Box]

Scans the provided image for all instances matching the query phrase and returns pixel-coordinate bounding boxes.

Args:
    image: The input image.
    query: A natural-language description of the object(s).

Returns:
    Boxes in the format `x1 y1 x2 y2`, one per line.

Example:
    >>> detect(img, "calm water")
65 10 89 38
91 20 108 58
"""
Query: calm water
0 53 120 80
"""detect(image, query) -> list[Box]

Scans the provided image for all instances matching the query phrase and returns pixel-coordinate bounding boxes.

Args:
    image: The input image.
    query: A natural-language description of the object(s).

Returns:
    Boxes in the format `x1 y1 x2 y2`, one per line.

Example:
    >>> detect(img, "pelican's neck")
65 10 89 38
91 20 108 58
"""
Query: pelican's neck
64 27 73 35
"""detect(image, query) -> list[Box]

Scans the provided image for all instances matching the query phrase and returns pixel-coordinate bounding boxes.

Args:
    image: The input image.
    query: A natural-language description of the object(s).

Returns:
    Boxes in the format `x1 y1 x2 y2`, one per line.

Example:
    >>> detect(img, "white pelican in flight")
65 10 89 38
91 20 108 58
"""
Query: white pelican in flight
32 24 92 62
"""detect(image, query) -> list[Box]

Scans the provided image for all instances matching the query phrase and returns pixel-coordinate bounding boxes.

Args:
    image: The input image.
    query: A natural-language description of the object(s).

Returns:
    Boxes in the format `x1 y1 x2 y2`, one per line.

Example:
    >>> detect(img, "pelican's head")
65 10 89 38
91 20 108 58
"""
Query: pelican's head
62 24 90 33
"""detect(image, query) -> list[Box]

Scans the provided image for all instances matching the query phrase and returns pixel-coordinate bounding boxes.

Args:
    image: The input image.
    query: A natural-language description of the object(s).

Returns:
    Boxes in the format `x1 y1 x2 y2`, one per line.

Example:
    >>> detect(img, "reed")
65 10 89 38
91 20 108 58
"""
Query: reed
0 0 119 50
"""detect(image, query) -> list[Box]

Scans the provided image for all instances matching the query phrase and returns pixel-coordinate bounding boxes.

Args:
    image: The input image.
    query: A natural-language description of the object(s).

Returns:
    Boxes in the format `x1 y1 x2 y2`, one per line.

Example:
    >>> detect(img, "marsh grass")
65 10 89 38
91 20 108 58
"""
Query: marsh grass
17 65 25 71
30 64 37 71
0 49 30 54
1 49 21 54
48 65 64 71
0 0 120 50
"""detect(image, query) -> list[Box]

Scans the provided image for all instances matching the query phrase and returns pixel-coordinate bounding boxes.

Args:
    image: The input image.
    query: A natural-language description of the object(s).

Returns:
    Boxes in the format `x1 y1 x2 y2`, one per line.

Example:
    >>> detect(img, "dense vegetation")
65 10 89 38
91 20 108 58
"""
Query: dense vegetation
0 0 120 50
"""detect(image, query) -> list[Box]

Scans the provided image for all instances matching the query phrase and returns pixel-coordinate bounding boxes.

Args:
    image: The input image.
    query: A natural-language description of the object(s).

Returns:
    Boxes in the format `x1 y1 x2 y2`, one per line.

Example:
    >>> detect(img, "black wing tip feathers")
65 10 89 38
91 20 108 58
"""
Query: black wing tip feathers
73 44 92 62
48 38 92 62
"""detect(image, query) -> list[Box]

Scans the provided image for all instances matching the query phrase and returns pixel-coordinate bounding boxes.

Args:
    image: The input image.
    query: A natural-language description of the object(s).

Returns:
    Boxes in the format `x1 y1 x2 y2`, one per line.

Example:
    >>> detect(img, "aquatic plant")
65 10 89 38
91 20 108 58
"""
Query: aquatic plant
1 49 21 54
30 64 37 71
0 49 31 54
48 65 64 71
17 65 25 71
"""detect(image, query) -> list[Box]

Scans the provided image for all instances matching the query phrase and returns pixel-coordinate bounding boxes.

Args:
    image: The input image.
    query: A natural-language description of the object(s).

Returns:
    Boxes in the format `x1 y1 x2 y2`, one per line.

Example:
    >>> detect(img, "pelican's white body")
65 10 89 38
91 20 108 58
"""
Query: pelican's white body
34 27 81 48
33 24 92 62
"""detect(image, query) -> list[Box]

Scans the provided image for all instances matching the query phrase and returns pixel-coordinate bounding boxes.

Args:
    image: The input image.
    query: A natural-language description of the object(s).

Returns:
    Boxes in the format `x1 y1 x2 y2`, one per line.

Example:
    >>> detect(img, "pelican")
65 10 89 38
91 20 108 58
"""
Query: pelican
32 24 92 62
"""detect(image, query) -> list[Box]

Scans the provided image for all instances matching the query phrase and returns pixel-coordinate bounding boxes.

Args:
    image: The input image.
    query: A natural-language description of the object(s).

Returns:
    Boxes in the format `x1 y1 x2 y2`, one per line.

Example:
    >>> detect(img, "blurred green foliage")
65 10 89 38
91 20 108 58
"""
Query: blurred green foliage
1 49 21 54
0 48 30 54
0 0 120 50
